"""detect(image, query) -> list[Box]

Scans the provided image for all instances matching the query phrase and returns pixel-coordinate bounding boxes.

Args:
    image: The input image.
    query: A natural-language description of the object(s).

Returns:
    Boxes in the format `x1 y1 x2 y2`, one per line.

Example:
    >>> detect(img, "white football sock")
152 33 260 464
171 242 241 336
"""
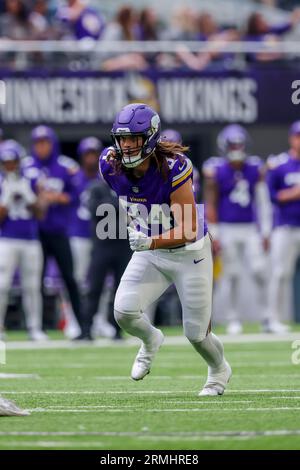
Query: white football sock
22 287 43 331
114 310 158 347
190 332 225 370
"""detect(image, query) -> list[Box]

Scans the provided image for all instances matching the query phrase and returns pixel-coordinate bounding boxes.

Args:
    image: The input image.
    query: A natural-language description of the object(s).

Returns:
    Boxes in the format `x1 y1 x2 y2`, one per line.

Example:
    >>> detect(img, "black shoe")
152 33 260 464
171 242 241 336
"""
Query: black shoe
72 332 93 341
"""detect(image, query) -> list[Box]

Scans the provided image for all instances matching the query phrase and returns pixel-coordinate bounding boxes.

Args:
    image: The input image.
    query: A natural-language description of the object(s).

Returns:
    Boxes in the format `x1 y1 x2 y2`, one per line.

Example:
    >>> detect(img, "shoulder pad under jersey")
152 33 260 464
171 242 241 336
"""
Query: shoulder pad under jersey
266 152 289 170
202 156 224 177
58 155 80 174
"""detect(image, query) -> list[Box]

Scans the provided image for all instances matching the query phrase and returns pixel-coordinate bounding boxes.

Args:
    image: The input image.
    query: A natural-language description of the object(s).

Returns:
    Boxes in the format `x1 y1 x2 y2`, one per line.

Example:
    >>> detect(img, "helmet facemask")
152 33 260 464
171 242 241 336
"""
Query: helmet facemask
112 132 153 168
226 141 246 162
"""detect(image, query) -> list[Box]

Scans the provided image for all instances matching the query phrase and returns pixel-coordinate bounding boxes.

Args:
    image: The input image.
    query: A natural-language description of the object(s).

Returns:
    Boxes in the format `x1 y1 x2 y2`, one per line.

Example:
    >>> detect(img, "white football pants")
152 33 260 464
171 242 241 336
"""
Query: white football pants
219 223 268 323
267 226 300 322
70 237 92 291
114 234 213 343
0 238 43 331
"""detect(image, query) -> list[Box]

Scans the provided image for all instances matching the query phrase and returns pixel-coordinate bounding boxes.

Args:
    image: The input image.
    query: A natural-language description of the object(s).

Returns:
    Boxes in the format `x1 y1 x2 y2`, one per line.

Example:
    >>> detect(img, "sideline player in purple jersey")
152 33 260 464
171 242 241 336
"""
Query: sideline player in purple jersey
266 121 300 330
99 103 232 396
0 140 47 341
26 125 83 333
203 124 275 334
69 137 102 291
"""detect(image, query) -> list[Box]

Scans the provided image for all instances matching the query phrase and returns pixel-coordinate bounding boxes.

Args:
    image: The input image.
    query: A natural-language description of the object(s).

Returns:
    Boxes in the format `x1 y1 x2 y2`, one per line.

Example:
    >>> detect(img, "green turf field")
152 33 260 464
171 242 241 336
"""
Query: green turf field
1 330 300 450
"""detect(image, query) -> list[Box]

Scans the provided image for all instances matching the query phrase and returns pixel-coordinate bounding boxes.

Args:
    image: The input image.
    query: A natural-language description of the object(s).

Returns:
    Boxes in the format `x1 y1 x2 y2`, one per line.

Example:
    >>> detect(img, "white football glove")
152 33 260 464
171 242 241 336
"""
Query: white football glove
0 178 36 207
0 179 15 207
17 178 37 205
127 226 152 251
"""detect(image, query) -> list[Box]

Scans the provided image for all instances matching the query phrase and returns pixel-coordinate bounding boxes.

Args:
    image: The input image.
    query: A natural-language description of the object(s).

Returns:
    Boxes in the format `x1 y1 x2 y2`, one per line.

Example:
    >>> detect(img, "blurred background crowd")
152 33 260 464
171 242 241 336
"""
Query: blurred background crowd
1 0 300 70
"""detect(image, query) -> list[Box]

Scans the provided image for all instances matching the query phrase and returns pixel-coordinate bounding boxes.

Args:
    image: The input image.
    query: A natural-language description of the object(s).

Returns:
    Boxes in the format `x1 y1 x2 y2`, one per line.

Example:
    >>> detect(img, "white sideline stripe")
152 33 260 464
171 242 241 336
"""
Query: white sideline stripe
5 441 107 448
26 407 300 413
1 430 300 438
4 332 300 350
165 400 255 404
46 405 133 409
2 389 300 395
271 396 300 399
93 374 299 379
0 373 39 379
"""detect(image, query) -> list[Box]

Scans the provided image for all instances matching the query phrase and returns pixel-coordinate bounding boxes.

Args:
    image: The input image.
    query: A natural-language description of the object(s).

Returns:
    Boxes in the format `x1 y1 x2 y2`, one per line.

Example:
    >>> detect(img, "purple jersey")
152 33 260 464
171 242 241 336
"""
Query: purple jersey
99 148 206 239
203 156 262 223
25 154 80 236
68 169 97 238
267 152 300 227
58 6 105 40
0 167 39 240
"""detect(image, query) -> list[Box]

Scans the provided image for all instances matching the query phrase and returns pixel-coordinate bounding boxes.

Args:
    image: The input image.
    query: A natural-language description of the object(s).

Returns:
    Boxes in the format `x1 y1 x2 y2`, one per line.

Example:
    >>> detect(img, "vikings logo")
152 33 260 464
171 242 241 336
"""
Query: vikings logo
151 114 160 134
126 73 159 111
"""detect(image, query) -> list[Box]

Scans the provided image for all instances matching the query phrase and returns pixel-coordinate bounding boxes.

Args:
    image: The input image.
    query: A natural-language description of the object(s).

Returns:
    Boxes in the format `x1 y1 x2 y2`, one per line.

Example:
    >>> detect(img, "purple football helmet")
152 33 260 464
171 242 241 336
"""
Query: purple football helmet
31 125 57 143
111 103 161 168
289 121 300 136
78 137 103 157
161 129 182 145
217 124 249 162
0 139 23 162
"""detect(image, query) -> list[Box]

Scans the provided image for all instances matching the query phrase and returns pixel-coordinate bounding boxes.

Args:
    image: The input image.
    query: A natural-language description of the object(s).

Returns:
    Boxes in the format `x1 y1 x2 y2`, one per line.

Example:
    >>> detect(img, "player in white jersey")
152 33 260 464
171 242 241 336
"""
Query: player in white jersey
0 140 47 341
100 103 232 396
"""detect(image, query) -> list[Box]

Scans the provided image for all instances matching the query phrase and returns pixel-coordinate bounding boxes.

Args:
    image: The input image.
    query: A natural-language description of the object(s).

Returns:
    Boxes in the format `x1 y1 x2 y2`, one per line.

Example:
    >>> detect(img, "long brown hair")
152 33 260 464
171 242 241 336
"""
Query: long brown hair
109 141 189 180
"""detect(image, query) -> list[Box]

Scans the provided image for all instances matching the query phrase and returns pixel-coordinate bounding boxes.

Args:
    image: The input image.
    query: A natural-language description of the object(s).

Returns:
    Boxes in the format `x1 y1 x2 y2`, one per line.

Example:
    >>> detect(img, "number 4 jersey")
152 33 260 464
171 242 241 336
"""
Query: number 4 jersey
99 148 207 240
203 156 262 223
0 168 39 240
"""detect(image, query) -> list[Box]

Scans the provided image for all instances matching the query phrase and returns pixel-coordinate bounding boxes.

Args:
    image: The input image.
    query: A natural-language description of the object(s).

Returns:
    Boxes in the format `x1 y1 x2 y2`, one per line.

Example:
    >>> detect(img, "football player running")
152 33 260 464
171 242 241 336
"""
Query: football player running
99 103 232 396
0 140 46 341
266 121 300 329
202 125 275 334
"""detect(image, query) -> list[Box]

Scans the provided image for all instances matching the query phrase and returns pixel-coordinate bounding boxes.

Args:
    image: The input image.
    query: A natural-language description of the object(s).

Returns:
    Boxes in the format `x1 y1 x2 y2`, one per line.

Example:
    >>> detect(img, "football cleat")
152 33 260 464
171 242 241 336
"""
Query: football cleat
0 397 30 416
261 320 290 334
199 360 232 397
72 332 93 341
226 321 243 335
28 330 49 341
131 329 164 381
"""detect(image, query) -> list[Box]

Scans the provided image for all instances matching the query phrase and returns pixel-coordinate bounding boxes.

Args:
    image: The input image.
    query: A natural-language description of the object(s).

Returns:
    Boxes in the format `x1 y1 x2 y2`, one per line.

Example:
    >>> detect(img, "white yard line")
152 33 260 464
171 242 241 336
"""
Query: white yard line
0 390 193 395
3 332 300 350
1 389 300 395
157 361 293 368
25 407 300 413
271 396 300 399
164 400 256 404
0 374 40 379
0 430 300 438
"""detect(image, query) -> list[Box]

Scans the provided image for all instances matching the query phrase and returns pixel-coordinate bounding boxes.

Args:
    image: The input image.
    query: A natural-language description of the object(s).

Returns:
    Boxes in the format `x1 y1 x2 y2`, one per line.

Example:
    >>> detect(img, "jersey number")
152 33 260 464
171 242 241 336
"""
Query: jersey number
229 180 250 207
